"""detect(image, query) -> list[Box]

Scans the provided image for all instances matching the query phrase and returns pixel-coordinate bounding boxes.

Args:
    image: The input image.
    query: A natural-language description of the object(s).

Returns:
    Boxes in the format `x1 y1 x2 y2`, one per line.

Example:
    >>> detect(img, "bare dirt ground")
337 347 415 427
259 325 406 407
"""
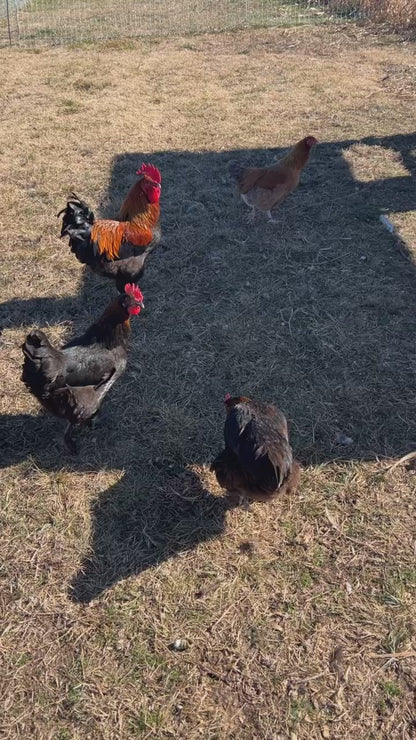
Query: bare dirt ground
0 23 415 740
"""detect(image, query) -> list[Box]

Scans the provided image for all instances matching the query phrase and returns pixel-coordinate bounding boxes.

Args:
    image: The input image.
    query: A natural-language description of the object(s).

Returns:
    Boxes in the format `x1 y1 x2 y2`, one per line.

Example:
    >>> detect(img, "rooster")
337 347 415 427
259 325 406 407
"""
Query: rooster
58 163 162 292
229 136 318 223
21 283 144 453
211 394 300 507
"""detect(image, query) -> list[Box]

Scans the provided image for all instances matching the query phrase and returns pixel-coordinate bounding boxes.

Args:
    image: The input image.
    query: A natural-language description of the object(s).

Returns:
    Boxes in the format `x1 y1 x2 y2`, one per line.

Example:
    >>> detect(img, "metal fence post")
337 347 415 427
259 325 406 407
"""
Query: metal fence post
6 0 12 45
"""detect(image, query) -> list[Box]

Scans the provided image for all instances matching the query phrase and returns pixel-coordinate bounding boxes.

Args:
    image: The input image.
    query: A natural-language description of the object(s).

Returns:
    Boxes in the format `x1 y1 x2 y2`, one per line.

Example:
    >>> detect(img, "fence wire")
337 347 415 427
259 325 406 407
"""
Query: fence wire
0 0 414 47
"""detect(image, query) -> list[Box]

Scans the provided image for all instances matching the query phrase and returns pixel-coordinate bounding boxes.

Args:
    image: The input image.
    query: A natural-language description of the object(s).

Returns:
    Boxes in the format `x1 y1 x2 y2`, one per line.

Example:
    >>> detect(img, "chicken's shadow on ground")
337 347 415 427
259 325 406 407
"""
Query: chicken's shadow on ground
0 268 115 332
70 469 228 603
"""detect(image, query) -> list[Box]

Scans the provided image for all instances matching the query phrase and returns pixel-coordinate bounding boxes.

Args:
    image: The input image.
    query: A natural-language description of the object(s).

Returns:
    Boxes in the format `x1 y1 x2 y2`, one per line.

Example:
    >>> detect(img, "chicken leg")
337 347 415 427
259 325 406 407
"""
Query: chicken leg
245 206 256 223
64 423 78 455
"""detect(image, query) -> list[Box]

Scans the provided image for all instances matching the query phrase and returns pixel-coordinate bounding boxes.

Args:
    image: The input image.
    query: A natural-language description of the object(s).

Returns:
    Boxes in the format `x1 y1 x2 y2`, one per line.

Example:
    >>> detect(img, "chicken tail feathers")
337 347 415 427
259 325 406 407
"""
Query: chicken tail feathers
228 160 246 185
58 194 95 265
21 330 63 398
211 447 245 492
279 460 301 497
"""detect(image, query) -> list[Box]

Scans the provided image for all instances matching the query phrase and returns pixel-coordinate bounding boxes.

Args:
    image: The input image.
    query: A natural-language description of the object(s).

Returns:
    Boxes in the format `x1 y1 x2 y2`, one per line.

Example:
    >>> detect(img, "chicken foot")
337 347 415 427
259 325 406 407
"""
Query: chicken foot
239 495 251 511
64 422 79 455
266 210 279 224
225 490 251 511
245 206 256 224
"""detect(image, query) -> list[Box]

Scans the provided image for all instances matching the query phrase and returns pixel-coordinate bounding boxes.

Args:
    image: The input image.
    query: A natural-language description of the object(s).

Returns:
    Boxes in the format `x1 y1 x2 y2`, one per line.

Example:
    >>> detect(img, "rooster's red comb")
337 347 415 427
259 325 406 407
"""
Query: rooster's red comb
124 283 144 303
136 163 161 183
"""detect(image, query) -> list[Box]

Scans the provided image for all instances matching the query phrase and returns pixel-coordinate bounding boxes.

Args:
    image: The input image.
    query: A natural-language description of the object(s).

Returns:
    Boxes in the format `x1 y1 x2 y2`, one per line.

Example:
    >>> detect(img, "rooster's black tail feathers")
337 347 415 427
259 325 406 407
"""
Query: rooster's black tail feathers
228 160 246 184
58 194 95 264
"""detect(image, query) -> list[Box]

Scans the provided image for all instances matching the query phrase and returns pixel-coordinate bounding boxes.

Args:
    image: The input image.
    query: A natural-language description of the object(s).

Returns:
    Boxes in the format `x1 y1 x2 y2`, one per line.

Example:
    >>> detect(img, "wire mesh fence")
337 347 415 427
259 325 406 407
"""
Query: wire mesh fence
0 0 414 47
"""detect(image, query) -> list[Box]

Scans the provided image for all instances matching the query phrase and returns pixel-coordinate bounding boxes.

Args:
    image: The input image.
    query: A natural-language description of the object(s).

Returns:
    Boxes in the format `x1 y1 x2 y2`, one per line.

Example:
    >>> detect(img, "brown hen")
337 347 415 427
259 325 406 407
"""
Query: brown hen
229 136 317 223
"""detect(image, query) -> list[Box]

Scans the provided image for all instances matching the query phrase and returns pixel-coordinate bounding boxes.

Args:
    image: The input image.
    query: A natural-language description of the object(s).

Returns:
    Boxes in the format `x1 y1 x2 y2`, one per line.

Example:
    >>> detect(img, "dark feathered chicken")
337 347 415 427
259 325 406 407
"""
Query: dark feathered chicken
58 163 161 292
21 283 144 453
211 394 300 506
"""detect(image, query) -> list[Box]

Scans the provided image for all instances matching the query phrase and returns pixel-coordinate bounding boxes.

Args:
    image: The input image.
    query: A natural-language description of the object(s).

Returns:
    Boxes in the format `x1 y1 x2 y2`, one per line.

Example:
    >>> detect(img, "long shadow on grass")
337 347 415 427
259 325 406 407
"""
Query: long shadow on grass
70 469 228 603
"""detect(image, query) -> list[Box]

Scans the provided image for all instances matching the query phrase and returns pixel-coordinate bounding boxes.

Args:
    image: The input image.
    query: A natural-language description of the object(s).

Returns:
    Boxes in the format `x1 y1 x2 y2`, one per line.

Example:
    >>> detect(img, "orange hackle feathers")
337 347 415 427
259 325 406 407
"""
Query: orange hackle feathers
124 202 160 241
91 220 125 261
119 179 151 222
91 202 160 262
120 163 161 220
94 161 161 256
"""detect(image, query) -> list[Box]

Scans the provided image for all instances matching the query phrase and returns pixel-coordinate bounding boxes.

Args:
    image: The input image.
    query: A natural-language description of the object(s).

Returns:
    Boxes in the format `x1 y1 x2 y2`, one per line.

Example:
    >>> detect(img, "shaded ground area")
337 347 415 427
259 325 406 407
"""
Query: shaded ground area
2 133 416 468
0 25 415 740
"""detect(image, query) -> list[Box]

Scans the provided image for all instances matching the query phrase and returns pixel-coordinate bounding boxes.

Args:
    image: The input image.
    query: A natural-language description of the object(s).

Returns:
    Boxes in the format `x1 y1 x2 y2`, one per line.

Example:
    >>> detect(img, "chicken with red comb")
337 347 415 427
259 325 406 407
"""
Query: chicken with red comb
124 283 144 315
58 163 162 292
211 395 300 507
21 283 144 453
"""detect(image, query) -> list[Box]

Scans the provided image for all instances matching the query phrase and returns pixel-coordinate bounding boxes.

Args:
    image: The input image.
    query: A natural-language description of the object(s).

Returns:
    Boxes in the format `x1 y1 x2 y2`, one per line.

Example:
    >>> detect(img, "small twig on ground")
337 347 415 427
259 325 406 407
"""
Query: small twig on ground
369 650 416 659
385 451 416 473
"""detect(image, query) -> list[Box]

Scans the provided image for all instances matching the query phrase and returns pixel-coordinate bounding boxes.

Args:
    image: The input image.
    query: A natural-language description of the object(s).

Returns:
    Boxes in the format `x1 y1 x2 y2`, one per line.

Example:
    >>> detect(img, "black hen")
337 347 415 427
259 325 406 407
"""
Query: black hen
21 283 144 453
211 395 300 506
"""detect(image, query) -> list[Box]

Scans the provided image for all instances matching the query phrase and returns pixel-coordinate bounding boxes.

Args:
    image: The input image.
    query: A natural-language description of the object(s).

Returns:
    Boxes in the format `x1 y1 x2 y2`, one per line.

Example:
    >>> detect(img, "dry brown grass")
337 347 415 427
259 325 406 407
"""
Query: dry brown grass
362 0 416 28
323 0 416 28
0 23 416 740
